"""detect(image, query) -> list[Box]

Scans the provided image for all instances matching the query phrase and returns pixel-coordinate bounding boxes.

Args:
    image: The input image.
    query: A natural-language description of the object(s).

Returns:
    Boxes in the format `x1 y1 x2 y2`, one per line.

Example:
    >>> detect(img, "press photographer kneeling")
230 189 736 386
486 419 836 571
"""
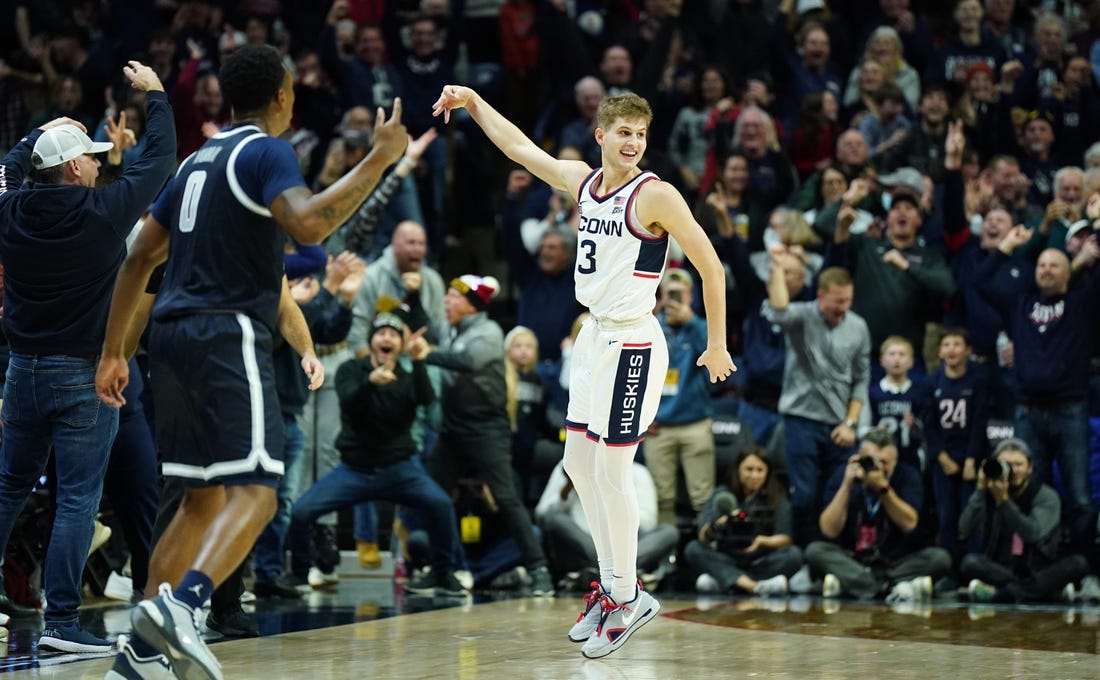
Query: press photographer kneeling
685 446 802 596
805 430 951 601
959 438 1090 603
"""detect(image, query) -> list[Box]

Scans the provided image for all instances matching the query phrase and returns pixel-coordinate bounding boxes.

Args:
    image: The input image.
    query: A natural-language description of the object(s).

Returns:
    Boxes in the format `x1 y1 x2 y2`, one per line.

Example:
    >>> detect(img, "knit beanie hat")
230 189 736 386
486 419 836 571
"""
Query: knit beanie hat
450 274 500 311
370 312 405 341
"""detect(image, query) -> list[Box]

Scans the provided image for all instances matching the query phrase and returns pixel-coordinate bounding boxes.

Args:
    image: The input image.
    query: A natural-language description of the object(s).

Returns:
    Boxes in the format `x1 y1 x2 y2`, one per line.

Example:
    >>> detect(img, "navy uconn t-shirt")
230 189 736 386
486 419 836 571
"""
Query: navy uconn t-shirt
151 125 305 332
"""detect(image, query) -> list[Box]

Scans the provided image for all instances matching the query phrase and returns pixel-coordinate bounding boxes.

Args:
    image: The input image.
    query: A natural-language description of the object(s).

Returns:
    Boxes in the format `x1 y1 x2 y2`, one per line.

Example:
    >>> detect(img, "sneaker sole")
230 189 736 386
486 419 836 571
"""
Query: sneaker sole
581 598 662 659
106 654 175 680
402 584 437 596
132 600 222 680
37 637 112 654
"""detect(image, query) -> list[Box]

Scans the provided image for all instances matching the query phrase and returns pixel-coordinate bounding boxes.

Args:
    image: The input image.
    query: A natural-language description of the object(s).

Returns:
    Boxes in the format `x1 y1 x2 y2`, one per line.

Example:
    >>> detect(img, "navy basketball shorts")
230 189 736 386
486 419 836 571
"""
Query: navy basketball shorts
149 313 285 488
565 314 668 447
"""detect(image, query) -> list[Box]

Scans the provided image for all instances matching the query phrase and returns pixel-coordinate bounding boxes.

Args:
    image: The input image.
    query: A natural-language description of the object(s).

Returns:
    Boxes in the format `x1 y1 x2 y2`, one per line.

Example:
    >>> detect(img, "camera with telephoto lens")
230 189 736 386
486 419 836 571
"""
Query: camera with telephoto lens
712 510 757 553
858 455 878 472
982 457 1010 480
708 491 756 553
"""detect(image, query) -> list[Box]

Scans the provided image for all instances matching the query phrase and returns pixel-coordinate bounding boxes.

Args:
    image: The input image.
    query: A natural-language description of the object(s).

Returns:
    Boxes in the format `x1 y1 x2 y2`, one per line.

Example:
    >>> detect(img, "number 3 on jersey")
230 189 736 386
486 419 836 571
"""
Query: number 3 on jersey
179 170 207 233
578 238 596 274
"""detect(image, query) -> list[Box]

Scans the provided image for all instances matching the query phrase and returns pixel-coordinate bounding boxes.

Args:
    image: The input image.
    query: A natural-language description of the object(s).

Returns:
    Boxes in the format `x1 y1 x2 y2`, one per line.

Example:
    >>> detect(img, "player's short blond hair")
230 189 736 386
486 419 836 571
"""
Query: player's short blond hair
596 93 653 131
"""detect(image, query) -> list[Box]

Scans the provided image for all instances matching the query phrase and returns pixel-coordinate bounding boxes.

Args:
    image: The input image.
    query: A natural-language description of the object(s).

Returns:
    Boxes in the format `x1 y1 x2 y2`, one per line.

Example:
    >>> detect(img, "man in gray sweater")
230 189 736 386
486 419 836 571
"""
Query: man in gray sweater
764 256 871 546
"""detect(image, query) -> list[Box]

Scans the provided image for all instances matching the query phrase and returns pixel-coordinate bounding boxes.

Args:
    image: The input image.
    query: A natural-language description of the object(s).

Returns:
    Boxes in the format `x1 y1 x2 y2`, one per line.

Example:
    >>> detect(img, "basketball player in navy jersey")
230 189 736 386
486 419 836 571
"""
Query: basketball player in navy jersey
434 86 735 658
95 44 408 679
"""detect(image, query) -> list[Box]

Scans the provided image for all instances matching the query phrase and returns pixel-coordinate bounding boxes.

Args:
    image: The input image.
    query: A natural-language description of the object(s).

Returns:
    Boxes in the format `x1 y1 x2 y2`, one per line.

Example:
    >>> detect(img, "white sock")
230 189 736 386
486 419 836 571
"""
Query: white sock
562 430 614 593
592 442 639 604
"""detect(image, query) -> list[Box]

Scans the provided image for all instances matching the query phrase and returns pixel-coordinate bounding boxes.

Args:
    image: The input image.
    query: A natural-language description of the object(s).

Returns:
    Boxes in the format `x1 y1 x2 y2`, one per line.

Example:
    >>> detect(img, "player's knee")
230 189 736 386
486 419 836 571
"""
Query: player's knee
227 483 278 524
180 487 226 523
251 486 278 524
562 448 586 481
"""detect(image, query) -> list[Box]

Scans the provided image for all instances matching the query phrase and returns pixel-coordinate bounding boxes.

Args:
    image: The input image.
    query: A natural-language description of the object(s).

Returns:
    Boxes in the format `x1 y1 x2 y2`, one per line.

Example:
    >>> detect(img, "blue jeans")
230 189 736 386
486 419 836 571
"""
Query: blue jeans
1014 402 1095 540
353 501 378 544
288 459 460 577
253 415 304 582
930 463 977 563
738 400 781 448
0 354 118 624
784 414 857 546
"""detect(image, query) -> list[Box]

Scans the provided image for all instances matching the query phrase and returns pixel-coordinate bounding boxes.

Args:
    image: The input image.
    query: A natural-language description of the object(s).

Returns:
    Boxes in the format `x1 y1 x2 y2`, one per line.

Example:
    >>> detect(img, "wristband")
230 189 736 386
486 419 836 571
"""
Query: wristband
397 157 416 173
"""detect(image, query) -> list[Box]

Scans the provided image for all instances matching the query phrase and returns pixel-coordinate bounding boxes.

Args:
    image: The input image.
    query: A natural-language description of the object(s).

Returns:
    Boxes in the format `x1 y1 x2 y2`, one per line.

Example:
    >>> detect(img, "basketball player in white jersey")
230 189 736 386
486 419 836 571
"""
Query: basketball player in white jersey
434 86 735 658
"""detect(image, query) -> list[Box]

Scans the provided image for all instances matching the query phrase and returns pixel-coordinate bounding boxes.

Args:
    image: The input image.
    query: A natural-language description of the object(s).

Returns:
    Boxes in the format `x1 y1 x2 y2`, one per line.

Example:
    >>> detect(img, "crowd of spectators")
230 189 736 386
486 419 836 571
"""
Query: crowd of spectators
2 0 1100 623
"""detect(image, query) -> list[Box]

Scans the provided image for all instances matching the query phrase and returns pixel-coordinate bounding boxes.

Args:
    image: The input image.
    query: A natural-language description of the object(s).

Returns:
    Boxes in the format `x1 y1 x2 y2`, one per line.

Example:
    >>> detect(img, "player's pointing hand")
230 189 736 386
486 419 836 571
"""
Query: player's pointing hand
432 85 473 124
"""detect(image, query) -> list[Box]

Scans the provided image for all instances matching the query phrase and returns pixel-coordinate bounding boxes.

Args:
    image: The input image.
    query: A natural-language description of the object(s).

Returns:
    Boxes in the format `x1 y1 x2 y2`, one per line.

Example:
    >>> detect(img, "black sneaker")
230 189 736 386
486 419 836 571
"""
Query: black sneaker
253 577 304 600
206 605 259 639
489 566 530 591
38 623 112 653
436 572 469 598
403 569 438 596
529 566 555 597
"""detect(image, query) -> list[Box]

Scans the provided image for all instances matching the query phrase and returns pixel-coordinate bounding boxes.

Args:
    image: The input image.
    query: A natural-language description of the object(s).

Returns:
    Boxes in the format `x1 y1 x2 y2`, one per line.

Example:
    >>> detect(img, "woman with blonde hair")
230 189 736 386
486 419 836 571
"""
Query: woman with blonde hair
504 326 555 502
844 26 920 111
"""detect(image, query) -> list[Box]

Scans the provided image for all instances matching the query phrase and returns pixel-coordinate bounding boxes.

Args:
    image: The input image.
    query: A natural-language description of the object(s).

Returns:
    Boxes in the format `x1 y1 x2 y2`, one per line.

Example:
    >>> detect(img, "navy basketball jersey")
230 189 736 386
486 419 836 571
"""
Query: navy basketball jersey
920 364 990 462
150 125 305 332
575 169 668 322
868 378 921 469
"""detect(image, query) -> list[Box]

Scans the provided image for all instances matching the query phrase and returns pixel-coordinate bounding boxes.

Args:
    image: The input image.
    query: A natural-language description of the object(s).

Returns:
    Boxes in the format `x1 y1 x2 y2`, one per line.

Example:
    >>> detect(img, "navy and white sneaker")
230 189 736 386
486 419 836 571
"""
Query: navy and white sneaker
567 582 606 642
38 623 112 653
130 584 222 680
580 586 661 659
104 634 177 679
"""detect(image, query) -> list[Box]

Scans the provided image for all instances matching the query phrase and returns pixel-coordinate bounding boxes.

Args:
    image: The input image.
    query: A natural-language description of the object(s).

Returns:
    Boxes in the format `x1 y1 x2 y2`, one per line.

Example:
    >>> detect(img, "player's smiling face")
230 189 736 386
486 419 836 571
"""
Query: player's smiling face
598 117 647 170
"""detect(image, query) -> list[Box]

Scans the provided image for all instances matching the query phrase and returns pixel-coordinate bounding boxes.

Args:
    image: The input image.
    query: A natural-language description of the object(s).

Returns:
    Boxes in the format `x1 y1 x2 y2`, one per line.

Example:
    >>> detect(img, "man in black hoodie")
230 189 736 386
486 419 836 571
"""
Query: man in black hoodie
0 60 175 653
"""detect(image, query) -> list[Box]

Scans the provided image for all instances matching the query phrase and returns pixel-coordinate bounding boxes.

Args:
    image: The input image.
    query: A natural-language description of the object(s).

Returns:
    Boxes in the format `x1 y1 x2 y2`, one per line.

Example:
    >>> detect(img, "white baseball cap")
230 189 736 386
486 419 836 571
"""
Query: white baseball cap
31 125 114 170
1065 219 1091 245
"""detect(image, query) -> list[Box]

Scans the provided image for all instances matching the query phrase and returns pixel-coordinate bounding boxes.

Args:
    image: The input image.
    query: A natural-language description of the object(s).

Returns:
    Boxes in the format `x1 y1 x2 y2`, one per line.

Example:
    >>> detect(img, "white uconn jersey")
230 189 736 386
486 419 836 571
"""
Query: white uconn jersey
575 169 668 322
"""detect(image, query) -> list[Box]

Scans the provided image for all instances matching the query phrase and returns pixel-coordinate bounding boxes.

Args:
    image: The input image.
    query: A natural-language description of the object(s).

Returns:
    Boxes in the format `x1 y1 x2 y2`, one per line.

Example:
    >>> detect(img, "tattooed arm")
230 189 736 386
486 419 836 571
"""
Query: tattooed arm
271 100 408 245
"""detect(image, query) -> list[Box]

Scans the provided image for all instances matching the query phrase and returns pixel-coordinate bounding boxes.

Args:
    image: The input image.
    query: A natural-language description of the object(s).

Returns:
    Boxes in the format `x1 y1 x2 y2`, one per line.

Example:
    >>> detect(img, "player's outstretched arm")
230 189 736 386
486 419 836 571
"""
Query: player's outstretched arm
636 181 736 383
272 99 410 245
277 276 324 391
433 85 590 194
96 216 171 407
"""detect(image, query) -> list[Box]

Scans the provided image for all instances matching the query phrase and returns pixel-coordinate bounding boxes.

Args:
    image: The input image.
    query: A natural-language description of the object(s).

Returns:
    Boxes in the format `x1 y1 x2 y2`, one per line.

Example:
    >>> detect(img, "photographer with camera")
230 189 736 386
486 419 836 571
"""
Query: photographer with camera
805 431 951 602
959 438 1090 603
684 446 802 596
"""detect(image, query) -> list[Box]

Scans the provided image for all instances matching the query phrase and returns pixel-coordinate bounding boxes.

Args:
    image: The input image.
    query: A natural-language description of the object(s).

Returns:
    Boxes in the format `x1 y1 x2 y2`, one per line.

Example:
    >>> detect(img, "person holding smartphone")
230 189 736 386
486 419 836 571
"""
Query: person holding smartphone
645 269 717 527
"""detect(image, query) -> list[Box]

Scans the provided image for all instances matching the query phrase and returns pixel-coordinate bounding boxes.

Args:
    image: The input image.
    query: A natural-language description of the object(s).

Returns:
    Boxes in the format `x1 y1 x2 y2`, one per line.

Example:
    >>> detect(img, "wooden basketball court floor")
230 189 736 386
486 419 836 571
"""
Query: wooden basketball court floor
0 575 1096 680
